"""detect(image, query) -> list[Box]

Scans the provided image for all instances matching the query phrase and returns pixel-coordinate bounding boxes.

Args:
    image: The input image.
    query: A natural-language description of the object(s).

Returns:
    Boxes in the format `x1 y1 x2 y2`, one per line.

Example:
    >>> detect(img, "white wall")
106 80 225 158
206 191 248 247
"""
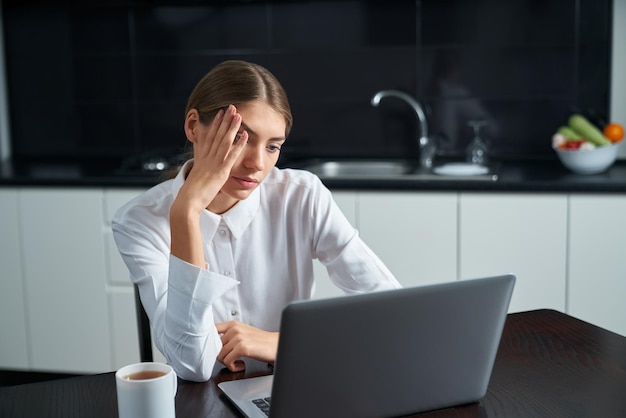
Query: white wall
612 0 626 158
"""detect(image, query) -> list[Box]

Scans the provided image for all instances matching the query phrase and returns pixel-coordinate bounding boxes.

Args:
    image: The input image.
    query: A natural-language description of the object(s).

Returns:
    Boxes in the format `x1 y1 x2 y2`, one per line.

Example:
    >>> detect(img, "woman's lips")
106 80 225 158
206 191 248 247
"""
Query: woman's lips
233 176 259 189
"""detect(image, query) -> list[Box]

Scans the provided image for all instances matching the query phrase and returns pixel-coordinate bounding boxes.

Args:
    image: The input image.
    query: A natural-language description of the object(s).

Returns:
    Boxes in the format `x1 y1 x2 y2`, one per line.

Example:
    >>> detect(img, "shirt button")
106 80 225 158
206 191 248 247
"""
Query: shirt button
224 270 231 276
230 310 238 316
219 230 226 236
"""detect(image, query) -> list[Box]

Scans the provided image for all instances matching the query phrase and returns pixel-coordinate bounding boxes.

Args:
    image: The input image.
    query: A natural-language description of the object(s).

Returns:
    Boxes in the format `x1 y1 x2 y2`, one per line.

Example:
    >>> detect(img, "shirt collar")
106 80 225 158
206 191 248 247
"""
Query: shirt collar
220 187 260 238
171 160 261 239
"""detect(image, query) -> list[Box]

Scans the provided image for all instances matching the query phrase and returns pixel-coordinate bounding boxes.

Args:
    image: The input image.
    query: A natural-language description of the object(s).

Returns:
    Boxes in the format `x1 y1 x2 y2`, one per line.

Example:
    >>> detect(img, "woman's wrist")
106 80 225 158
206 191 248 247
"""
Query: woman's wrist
170 199 205 268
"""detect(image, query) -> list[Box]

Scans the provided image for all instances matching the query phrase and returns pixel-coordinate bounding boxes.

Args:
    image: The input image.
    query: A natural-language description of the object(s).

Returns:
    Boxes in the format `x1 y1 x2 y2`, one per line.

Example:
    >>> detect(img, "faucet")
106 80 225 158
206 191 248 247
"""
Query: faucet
371 90 436 169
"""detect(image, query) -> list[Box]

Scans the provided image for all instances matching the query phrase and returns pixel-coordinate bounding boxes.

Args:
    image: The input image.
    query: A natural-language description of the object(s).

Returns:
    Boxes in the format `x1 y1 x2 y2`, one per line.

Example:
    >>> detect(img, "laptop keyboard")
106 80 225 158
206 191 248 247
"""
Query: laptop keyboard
252 397 271 416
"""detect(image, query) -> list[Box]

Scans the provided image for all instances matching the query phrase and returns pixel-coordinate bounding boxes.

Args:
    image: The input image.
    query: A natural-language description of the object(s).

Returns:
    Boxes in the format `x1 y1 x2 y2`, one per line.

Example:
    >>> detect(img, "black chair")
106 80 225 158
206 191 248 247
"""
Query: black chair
133 285 154 362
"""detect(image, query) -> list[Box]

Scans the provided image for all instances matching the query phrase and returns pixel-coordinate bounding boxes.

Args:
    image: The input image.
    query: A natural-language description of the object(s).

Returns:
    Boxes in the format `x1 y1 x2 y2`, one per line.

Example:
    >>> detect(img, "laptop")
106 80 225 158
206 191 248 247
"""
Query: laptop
219 274 515 418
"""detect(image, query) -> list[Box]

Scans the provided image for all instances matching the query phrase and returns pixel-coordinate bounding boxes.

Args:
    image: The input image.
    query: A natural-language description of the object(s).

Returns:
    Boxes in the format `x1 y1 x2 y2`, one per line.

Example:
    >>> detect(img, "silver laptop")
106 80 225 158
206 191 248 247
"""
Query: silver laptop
219 274 515 418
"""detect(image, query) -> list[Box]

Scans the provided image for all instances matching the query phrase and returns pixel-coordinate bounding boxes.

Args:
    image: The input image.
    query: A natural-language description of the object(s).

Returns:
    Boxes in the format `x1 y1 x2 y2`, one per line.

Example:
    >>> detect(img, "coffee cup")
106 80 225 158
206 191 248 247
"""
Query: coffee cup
115 362 177 418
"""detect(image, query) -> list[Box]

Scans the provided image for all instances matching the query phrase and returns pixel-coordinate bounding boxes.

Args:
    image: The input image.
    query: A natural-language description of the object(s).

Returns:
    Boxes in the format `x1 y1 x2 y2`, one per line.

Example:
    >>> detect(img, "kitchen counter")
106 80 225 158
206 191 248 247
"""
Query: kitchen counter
1 158 626 193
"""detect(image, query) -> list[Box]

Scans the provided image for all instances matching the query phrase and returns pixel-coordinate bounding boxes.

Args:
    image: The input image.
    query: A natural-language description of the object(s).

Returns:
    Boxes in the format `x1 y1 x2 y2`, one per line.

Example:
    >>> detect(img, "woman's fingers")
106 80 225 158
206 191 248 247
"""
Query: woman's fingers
219 342 246 372
216 321 279 372
215 105 242 143
226 129 248 164
194 108 224 159
217 323 245 371
198 105 246 165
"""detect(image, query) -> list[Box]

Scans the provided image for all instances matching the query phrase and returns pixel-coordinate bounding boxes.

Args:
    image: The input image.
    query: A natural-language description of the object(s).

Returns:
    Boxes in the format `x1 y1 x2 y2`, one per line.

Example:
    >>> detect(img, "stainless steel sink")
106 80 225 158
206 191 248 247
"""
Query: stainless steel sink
300 160 498 181
304 161 412 177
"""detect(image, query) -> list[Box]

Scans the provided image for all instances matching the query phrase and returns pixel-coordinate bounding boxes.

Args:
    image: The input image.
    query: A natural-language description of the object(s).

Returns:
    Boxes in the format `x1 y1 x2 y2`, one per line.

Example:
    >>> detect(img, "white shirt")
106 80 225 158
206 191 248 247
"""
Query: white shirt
112 161 401 381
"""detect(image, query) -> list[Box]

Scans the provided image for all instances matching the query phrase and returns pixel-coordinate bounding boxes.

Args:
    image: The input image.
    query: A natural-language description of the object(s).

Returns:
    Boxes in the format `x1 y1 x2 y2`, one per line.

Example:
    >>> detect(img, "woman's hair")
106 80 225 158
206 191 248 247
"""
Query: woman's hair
185 60 292 135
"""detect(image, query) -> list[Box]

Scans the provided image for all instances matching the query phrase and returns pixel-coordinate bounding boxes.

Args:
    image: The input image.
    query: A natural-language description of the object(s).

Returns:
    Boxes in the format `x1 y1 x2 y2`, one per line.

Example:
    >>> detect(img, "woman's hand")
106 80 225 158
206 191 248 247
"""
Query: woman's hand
180 104 248 213
216 321 279 372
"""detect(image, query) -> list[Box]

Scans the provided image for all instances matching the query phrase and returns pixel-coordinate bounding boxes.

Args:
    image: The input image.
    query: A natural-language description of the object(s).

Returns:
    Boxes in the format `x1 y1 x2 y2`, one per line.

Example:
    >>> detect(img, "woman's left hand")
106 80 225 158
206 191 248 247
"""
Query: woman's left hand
215 321 279 372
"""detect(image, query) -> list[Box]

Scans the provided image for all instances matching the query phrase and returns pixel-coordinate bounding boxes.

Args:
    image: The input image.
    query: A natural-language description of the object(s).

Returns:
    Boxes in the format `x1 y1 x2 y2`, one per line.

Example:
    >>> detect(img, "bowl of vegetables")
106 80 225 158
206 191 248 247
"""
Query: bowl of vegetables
552 114 624 174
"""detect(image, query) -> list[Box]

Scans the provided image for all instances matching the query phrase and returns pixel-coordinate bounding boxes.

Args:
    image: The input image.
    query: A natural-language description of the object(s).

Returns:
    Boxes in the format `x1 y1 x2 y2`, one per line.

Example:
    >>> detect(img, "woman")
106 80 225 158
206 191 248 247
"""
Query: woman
112 60 401 382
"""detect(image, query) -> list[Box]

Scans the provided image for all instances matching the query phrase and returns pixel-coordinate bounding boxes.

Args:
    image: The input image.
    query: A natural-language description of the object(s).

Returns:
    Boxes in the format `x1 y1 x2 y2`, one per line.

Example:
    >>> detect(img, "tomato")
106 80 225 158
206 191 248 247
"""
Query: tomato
603 123 624 142
561 140 585 150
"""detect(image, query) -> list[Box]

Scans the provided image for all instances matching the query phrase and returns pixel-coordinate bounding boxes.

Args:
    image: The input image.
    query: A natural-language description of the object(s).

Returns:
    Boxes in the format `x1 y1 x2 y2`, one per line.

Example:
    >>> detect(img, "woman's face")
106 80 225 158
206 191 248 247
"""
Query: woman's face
207 100 287 213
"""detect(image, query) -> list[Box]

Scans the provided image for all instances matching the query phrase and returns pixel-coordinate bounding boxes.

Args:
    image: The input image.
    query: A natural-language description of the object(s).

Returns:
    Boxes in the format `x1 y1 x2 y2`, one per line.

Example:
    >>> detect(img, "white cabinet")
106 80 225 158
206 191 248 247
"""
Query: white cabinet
19 189 110 373
459 193 568 313
108 288 140 368
358 192 458 287
2 185 624 373
0 189 29 370
568 195 626 336
1 187 159 374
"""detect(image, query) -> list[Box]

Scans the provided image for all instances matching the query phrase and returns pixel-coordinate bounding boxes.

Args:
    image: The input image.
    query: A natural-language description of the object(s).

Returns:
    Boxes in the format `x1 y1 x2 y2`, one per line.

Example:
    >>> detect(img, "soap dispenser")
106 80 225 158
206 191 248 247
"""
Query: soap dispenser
466 120 489 166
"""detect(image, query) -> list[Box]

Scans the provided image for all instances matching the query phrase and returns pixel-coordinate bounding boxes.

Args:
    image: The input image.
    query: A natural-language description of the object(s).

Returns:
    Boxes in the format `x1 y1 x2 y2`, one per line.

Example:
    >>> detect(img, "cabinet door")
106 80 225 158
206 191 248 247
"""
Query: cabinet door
0 189 29 369
312 191 357 299
568 195 626 336
19 189 111 373
459 193 567 313
358 192 458 287
108 288 140 369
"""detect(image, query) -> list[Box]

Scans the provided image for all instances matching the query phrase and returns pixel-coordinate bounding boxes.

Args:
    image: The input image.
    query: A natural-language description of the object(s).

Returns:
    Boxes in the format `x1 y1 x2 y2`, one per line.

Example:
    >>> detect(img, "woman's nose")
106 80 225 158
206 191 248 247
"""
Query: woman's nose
242 145 265 171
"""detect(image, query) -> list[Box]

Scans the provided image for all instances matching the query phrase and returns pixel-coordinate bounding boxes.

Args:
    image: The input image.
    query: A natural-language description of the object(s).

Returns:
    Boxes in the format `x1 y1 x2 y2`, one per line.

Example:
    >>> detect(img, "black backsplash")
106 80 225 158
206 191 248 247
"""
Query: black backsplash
1 0 612 170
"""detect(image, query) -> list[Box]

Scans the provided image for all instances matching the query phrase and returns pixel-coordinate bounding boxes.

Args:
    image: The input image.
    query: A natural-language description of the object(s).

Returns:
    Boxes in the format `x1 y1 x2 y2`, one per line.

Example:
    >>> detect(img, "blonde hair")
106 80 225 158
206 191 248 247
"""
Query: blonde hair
185 60 292 135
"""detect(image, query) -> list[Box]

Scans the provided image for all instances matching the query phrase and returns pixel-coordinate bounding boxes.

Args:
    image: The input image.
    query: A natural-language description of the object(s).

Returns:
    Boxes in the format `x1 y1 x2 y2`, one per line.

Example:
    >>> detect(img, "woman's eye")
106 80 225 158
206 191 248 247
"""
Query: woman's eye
267 144 282 153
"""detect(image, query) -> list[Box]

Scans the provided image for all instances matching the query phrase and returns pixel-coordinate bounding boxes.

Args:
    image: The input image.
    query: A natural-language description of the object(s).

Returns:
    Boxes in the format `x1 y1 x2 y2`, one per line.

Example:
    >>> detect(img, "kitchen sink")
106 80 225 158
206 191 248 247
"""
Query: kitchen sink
300 160 499 181
304 161 412 177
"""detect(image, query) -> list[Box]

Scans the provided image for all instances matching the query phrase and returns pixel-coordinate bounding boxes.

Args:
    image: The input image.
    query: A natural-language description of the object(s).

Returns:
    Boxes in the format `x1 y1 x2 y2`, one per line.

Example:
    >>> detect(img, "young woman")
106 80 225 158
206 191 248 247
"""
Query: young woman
112 60 401 382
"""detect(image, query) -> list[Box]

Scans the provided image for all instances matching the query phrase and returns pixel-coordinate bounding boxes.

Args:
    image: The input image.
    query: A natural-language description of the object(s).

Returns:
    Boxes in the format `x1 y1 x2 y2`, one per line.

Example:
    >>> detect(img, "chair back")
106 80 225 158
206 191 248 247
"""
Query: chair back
134 285 153 362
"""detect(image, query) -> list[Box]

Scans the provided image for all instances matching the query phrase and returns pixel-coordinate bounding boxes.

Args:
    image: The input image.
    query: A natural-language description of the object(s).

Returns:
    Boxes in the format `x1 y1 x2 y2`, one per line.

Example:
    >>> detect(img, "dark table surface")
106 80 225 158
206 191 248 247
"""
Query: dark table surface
1 309 625 417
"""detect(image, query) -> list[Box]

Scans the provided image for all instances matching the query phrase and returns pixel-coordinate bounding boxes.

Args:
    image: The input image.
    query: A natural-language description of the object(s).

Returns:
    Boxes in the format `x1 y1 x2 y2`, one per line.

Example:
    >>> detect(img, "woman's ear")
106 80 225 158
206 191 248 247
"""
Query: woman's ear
184 109 200 144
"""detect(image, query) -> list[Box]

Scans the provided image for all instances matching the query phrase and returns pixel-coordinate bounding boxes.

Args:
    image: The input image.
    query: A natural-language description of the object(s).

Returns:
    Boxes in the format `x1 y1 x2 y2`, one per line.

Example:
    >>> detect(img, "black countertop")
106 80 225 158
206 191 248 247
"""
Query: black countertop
1 158 626 193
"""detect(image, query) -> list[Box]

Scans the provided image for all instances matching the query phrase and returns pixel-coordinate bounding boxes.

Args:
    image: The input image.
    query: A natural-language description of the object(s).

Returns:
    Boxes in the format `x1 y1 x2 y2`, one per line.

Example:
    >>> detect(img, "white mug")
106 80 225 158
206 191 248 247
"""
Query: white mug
115 362 177 418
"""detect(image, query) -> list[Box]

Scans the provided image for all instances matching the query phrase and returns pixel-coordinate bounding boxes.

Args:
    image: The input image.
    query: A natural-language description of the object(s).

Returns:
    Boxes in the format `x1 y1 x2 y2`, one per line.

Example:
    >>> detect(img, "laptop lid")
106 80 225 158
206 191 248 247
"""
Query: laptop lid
220 274 515 418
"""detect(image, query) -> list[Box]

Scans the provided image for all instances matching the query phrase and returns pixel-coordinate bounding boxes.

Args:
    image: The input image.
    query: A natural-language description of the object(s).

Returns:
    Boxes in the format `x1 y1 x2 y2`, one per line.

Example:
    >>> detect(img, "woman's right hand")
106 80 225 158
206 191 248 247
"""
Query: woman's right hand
179 104 248 213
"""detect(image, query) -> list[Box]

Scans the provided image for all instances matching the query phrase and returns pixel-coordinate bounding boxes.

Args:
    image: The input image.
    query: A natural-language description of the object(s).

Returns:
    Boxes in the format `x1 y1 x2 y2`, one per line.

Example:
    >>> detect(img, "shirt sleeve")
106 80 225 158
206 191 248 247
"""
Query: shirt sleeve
309 179 402 293
162 256 239 380
323 231 402 293
112 211 238 382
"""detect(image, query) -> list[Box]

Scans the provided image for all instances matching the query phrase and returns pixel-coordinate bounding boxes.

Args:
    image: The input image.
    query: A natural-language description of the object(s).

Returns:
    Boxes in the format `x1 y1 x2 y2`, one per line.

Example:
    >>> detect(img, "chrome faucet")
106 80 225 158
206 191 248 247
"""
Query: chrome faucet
371 90 436 169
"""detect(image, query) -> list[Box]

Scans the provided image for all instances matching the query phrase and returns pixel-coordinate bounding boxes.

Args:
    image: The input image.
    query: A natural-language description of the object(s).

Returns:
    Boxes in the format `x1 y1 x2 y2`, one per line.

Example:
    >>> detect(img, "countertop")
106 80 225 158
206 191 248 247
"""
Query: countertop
2 158 626 193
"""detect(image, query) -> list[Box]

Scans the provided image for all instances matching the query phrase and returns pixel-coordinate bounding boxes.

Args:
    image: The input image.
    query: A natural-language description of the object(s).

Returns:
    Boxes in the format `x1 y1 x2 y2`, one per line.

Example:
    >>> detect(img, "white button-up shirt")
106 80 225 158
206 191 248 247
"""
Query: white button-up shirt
112 161 401 381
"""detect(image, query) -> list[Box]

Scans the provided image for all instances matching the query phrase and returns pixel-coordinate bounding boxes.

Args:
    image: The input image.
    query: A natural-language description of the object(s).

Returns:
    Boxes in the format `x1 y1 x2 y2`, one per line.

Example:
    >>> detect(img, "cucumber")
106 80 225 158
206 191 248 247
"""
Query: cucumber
568 114 611 146
558 126 582 141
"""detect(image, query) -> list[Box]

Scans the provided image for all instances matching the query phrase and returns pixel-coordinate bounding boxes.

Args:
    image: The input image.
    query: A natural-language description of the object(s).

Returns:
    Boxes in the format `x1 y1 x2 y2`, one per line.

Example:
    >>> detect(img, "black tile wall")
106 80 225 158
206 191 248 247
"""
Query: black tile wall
1 0 612 170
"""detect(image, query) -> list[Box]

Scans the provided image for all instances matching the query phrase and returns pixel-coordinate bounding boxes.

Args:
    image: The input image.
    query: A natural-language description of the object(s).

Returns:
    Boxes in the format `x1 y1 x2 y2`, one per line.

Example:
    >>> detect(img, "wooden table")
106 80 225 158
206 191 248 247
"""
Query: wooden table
1 309 625 417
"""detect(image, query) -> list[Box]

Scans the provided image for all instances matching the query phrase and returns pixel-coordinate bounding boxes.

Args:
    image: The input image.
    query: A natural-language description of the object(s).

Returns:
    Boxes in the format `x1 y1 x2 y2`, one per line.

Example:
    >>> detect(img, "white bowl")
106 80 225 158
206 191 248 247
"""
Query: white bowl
554 141 622 174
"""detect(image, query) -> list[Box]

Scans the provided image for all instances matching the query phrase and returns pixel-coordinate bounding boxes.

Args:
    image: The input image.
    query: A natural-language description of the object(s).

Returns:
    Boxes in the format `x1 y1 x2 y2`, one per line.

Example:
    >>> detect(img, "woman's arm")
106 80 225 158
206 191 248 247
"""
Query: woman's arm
310 180 402 293
171 105 247 268
112 214 238 381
